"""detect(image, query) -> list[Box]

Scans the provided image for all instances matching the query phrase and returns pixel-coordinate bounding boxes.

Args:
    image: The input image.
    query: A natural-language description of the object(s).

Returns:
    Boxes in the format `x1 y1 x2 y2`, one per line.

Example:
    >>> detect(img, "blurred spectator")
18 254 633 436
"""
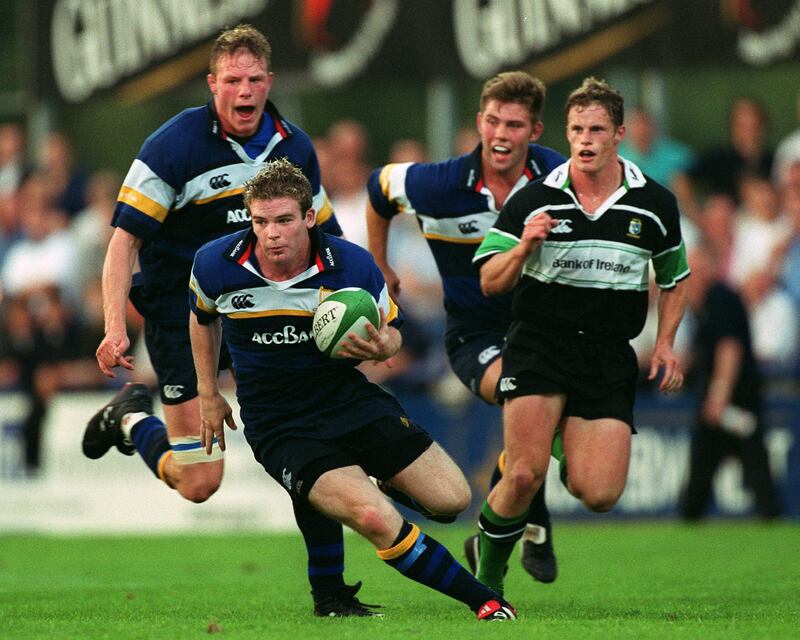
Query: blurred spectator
70 169 121 295
618 108 695 192
681 245 782 521
326 118 370 246
1 173 80 306
778 178 800 308
0 191 23 270
698 193 738 280
388 138 428 164
0 287 109 475
728 173 789 286
772 89 800 187
727 173 797 371
37 131 89 218
453 125 480 156
679 97 774 221
0 123 28 196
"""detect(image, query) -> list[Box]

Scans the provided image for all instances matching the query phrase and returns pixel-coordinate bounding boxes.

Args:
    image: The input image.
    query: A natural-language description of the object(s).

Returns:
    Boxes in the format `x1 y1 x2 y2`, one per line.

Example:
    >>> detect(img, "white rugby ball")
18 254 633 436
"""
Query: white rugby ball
313 287 381 358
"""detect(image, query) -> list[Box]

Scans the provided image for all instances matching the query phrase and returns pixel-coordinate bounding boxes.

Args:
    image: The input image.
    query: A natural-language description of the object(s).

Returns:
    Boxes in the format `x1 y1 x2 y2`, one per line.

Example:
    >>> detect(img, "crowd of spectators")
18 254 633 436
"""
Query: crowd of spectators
3 92 800 476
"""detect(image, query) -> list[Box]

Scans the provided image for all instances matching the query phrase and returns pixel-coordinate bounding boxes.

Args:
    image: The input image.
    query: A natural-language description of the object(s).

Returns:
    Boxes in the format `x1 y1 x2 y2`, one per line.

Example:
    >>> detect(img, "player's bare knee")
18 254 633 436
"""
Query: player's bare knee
351 503 393 540
579 487 622 513
178 475 221 503
505 463 539 501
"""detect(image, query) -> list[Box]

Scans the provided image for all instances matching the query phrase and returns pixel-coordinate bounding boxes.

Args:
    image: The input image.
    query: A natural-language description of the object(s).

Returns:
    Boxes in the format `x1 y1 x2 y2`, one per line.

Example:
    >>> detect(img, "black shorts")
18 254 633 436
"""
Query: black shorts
251 415 433 501
445 329 505 401
143 319 232 405
499 322 638 429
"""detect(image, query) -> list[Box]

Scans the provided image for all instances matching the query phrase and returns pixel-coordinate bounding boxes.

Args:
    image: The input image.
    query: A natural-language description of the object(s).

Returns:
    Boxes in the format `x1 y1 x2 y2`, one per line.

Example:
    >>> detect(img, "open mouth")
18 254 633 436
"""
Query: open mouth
235 106 256 118
492 144 511 156
579 150 595 158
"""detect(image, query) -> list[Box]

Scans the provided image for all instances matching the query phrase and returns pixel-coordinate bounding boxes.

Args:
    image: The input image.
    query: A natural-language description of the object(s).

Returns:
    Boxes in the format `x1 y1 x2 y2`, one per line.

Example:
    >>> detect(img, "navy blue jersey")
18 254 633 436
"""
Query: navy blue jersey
114 100 341 323
189 227 403 445
367 143 564 334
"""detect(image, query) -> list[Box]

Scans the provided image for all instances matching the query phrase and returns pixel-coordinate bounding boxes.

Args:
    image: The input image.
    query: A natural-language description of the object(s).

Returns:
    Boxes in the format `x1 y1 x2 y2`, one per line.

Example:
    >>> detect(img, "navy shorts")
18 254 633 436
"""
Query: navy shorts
143 319 232 405
445 329 505 401
250 414 433 501
499 322 638 429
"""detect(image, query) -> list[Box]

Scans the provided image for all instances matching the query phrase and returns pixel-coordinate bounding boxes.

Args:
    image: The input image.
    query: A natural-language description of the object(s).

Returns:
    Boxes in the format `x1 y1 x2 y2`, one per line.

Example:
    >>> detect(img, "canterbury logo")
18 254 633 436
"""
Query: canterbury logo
209 173 231 189
231 294 255 310
163 385 184 399
550 219 573 234
458 220 479 234
499 377 517 392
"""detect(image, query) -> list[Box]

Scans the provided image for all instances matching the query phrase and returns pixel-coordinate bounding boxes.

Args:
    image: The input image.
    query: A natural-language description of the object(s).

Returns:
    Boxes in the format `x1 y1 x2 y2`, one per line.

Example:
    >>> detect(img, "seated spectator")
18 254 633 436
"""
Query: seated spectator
679 96 774 221
618 108 695 189
1 173 80 306
772 89 800 187
0 123 29 197
37 131 89 218
326 119 370 246
70 169 121 295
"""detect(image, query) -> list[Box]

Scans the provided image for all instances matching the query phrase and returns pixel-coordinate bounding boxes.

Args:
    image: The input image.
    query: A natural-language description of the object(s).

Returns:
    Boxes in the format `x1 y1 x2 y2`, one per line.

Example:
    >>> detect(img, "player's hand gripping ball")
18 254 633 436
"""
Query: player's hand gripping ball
313 288 380 358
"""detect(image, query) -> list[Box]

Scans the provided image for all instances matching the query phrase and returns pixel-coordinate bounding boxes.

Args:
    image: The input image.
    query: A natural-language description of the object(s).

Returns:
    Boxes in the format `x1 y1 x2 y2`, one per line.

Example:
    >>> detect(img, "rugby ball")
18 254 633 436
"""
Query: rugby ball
313 287 381 358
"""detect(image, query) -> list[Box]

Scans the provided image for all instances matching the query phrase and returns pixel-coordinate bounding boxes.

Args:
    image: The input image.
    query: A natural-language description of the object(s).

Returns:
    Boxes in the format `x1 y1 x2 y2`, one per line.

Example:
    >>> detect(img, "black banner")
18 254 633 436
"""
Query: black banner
39 0 800 104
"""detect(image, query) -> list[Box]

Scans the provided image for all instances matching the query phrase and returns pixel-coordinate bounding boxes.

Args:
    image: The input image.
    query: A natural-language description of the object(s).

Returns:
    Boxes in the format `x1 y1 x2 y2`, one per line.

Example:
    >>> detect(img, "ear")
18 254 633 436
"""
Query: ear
305 208 316 228
475 111 483 130
529 120 544 142
614 125 626 145
207 73 217 95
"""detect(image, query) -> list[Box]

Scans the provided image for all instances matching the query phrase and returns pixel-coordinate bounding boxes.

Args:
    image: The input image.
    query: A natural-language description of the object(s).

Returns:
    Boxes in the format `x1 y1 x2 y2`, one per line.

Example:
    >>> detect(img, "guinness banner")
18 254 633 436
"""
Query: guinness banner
40 0 800 104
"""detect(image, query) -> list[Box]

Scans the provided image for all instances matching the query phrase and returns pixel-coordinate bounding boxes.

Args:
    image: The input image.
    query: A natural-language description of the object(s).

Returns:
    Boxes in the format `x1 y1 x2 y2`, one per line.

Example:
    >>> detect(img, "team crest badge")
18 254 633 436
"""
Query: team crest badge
627 217 642 239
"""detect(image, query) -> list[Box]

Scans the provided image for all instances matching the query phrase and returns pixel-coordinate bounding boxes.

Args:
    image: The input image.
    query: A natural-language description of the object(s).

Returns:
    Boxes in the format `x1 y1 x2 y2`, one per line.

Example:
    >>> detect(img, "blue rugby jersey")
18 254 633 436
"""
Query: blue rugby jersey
189 227 403 443
367 143 564 334
113 100 342 323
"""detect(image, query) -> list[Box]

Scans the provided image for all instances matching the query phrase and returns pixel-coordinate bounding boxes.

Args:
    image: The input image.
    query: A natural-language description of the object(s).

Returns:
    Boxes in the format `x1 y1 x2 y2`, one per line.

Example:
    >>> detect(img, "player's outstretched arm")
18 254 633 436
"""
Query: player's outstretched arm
366 202 401 299
648 279 688 394
189 313 237 453
96 228 142 377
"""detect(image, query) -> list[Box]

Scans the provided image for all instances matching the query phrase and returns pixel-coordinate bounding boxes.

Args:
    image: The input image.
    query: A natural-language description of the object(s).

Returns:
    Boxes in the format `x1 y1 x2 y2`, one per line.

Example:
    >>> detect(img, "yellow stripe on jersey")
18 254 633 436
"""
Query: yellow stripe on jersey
387 297 400 324
376 524 421 560
316 197 334 224
119 186 169 222
194 186 245 206
423 232 484 245
228 309 315 319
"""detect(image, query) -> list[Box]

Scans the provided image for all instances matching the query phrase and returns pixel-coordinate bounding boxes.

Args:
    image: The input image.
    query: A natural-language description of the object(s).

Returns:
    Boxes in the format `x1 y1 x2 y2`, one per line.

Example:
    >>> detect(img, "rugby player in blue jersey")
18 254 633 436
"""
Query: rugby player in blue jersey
366 71 564 583
81 25 367 616
472 77 689 595
188 158 517 621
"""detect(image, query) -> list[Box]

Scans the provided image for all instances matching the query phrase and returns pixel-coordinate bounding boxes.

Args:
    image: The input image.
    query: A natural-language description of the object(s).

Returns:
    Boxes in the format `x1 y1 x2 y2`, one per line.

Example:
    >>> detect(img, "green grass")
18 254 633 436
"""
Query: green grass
1 522 798 639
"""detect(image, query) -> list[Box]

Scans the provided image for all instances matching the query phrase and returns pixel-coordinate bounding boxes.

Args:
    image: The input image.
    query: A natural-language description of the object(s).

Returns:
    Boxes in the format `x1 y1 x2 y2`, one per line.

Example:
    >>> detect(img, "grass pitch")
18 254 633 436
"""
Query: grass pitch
1 522 798 639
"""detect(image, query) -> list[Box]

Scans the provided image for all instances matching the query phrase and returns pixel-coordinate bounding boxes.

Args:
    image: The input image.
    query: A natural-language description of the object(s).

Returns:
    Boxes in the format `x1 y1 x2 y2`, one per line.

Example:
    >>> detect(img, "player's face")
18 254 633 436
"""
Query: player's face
250 197 315 275
566 103 624 176
477 99 542 179
208 49 273 138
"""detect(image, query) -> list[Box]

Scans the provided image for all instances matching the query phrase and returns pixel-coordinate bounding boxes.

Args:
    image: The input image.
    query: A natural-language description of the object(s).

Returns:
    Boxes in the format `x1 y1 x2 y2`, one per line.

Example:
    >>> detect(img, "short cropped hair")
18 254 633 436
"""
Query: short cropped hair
565 77 625 128
244 158 312 213
210 23 271 74
480 71 546 124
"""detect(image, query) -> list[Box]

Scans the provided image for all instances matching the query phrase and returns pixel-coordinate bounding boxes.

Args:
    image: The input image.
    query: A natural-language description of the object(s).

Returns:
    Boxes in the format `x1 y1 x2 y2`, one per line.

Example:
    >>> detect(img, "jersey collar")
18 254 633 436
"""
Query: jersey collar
207 100 293 142
224 226 343 285
459 143 544 192
543 156 648 191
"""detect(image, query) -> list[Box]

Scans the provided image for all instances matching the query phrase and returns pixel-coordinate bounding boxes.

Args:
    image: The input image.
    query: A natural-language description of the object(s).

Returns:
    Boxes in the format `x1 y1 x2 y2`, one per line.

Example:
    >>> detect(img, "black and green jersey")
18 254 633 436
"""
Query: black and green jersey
473 158 689 341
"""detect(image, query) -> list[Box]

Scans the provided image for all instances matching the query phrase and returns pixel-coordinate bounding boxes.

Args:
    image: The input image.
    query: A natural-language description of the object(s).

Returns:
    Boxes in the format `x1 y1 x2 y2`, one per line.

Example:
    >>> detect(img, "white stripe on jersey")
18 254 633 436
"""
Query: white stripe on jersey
417 211 497 243
379 163 416 214
525 239 651 291
123 159 177 210
176 163 257 209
